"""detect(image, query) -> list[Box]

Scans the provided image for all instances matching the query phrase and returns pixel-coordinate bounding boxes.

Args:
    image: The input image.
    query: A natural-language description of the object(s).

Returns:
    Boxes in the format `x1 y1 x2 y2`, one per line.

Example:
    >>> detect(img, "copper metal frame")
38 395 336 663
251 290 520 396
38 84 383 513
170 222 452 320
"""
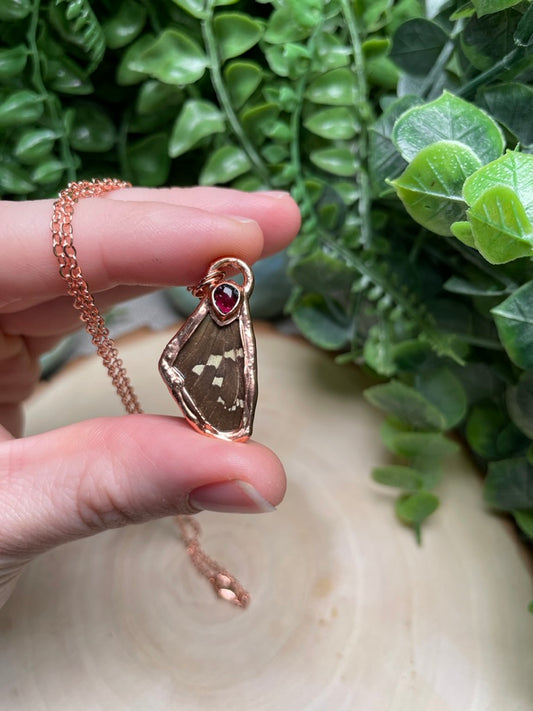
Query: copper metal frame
159 258 257 442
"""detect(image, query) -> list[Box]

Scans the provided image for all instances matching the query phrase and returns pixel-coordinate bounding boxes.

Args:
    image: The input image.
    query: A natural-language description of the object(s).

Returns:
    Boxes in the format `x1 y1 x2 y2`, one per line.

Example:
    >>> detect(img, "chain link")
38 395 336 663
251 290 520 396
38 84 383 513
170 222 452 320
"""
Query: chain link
51 179 249 608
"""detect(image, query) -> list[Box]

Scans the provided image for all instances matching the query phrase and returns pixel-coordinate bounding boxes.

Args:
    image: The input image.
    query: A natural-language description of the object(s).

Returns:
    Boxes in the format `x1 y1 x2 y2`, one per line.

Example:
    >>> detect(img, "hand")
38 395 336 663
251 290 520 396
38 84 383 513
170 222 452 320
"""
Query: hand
0 186 301 608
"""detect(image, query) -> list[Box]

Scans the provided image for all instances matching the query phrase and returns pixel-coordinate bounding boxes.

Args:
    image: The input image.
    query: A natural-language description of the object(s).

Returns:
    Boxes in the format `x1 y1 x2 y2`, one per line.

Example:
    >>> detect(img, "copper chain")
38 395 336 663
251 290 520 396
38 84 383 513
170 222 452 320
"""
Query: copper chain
51 179 249 608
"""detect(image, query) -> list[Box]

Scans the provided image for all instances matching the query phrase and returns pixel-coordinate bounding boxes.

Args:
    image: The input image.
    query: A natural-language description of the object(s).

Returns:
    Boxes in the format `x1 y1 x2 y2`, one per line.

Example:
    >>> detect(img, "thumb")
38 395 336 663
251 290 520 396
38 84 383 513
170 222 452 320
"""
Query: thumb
0 415 285 559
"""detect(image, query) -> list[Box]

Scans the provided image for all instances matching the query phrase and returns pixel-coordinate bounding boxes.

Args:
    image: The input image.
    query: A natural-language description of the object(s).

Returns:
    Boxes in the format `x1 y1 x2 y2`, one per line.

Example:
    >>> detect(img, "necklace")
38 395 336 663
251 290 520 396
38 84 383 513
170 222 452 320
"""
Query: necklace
51 179 251 607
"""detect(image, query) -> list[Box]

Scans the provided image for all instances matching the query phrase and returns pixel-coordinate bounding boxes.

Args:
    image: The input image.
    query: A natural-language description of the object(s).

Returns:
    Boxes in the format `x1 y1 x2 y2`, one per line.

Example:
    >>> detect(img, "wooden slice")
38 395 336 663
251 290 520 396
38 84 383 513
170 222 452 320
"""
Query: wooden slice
1 324 532 710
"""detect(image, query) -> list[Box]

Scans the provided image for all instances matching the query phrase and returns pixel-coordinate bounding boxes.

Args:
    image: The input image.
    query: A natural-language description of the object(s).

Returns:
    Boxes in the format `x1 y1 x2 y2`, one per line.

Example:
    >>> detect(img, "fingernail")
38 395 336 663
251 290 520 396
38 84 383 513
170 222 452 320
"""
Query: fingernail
260 190 291 199
228 215 258 224
189 480 276 514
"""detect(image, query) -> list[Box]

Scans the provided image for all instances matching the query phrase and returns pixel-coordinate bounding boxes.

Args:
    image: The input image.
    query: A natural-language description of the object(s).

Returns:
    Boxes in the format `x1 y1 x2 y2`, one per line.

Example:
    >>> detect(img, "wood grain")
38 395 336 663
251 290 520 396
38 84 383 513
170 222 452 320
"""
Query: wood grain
1 324 532 710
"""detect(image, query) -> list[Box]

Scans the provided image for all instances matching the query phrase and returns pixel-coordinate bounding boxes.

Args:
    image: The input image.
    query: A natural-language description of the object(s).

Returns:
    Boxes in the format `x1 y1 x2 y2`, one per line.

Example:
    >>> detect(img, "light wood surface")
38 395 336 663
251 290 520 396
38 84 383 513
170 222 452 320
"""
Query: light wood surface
1 324 532 710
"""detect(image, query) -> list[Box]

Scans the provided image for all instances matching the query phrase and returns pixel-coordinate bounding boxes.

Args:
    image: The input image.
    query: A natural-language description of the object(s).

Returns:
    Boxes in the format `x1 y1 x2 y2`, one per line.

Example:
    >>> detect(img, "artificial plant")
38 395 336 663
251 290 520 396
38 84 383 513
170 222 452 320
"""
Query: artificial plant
2 0 533 545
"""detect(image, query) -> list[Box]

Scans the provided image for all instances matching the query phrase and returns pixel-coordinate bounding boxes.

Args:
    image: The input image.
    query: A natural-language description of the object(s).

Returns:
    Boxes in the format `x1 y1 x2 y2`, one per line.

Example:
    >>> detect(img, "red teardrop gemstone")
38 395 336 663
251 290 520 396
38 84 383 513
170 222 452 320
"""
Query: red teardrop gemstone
213 283 240 315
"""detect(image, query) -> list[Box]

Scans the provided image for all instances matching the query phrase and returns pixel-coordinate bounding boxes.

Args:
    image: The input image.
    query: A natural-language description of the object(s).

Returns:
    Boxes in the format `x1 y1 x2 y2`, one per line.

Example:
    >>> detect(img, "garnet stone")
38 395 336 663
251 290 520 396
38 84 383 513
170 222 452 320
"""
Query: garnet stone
213 283 240 315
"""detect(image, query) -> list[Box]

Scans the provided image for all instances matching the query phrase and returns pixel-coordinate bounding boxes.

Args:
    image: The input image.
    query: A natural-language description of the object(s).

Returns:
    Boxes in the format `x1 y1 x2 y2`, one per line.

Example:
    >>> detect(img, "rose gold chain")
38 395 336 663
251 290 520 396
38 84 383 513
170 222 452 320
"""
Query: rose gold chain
51 179 249 608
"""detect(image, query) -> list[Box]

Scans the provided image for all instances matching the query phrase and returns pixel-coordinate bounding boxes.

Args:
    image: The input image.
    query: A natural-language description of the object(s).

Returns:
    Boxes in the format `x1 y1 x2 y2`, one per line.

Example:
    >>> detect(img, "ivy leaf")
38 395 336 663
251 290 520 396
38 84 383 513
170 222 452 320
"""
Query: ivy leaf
224 61 262 108
462 8 522 70
199 144 251 185
372 465 424 490
213 13 264 62
381 421 460 459
305 68 358 106
289 249 355 295
393 91 504 164
390 140 482 236
130 30 208 86
466 404 526 459
485 457 533 511
492 280 533 369
390 18 448 76
169 100 225 158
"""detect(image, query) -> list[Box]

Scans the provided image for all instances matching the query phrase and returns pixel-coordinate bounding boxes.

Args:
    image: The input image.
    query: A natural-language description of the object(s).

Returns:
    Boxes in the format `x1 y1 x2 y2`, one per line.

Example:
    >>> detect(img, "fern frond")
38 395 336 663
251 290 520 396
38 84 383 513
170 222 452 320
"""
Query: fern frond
55 0 106 70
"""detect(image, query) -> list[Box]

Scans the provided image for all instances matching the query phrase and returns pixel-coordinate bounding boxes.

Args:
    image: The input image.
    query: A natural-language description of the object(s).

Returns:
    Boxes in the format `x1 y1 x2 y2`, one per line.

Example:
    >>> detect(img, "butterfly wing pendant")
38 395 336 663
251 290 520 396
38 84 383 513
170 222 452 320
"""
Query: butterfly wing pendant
159 258 257 442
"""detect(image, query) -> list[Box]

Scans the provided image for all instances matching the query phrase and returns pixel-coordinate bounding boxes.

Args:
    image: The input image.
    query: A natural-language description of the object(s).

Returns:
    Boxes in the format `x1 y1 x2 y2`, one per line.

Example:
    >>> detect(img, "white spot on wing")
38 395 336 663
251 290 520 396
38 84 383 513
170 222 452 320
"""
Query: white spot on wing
212 376 223 387
192 364 205 376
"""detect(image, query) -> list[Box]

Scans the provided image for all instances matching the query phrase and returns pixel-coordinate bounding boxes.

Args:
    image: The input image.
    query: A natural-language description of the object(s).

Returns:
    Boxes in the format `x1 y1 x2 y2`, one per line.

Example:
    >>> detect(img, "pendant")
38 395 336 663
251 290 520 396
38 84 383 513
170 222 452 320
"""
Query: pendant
159 257 257 442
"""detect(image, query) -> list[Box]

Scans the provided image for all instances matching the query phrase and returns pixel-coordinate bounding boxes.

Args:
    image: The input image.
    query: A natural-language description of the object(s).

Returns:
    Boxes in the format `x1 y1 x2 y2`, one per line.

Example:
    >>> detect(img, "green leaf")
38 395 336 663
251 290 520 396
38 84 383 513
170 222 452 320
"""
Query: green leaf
381 422 460 459
265 43 310 79
0 0 32 20
136 80 183 115
0 90 45 127
0 163 33 194
472 0 522 17
485 457 533 511
45 56 93 95
264 3 320 44
14 129 56 164
213 13 263 62
393 91 504 164
507 371 533 439
224 61 262 108
116 34 154 85
312 33 351 72
451 221 476 247
372 466 424 490
199 144 251 185
169 100 225 158
103 0 147 50
168 0 206 18
467 186 533 264
466 404 511 458
304 107 359 140
241 102 279 142
395 492 439 542
492 280 533 369
310 147 358 177
415 368 467 429
289 250 355 295
478 83 533 148
31 159 64 185
0 44 27 79
130 30 208 86
390 141 482 236
462 8 522 70
127 133 170 186
513 509 533 538
463 152 533 217
305 68 358 106
68 103 116 152
369 95 422 196
364 380 448 431
291 293 352 350
390 18 448 76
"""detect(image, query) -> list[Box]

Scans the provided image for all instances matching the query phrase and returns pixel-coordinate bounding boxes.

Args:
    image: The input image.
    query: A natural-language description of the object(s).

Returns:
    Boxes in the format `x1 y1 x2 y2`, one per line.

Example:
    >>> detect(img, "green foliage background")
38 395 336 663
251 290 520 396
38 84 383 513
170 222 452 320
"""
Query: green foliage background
3 0 533 545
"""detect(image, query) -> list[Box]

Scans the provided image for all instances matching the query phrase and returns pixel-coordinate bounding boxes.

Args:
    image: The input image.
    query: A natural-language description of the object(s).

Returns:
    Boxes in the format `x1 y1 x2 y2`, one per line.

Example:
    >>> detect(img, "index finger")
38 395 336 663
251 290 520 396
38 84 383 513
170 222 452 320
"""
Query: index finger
0 186 300 308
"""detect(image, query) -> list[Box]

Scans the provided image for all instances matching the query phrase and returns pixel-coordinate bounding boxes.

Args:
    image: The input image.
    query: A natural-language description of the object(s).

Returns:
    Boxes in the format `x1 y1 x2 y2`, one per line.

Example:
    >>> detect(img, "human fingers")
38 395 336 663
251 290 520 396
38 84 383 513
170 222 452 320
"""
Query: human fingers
0 415 286 560
0 188 300 309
